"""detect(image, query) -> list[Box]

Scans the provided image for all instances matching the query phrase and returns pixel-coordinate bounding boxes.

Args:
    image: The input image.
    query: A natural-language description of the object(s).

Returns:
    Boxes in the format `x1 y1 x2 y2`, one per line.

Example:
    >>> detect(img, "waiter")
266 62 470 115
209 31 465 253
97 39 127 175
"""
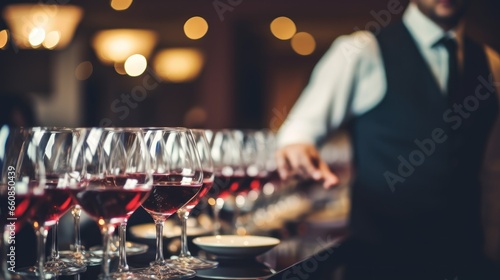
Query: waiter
276 0 500 278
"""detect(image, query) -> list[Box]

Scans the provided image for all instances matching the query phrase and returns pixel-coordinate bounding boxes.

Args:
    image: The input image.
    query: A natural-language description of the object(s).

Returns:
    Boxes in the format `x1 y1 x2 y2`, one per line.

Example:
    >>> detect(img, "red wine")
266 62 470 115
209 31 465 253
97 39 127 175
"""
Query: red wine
184 171 213 211
212 175 245 199
142 174 202 219
29 188 75 227
75 174 150 225
185 180 213 211
238 173 277 195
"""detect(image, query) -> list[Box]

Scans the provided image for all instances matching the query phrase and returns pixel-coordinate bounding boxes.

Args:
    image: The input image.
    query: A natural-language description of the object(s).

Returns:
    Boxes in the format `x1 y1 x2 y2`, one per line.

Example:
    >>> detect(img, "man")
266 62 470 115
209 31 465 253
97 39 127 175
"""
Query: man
277 0 500 278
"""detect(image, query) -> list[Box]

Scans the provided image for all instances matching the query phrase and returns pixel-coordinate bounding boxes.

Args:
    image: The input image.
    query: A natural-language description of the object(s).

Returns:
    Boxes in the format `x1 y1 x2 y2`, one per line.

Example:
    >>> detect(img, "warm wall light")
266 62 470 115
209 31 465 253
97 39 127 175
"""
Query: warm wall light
153 48 204 83
2 4 83 50
291 32 316 56
184 16 208 40
92 29 157 65
270 16 296 40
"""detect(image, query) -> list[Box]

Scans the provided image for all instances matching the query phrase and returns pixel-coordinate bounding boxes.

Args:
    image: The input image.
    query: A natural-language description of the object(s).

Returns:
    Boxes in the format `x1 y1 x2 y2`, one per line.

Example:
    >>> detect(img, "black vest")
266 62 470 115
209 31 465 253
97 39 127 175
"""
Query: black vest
348 21 498 259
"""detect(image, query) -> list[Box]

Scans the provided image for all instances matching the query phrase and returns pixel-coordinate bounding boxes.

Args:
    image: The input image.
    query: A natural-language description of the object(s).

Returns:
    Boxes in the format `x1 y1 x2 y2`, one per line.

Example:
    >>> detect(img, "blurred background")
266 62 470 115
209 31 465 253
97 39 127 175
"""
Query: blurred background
0 0 499 130
1 0 500 268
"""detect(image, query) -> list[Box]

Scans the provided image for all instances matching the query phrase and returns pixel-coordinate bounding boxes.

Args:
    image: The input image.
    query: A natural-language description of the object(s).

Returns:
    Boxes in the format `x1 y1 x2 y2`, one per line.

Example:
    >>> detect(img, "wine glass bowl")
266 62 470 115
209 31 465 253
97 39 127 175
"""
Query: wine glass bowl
207 130 245 234
73 127 153 279
1 126 51 279
15 127 87 277
137 127 204 279
168 129 218 270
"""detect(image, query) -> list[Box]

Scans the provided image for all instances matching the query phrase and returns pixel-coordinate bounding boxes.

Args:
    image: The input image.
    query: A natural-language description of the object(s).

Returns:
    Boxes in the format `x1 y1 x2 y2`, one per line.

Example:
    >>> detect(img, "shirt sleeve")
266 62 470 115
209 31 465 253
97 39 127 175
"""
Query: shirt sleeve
277 31 382 147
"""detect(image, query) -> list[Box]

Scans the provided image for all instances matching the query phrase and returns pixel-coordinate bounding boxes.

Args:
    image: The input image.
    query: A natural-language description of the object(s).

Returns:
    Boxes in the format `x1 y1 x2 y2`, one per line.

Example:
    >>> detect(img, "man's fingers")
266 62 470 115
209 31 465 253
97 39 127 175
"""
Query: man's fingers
275 144 330 183
298 153 321 180
319 161 339 188
275 151 290 180
286 151 306 177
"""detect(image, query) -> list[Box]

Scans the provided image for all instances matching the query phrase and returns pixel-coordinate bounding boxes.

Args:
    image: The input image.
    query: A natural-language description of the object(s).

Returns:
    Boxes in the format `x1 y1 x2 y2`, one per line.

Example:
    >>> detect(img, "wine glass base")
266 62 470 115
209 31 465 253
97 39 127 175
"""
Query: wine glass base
89 241 148 257
99 270 153 280
43 259 87 275
15 266 58 279
134 264 196 280
168 255 218 270
2 272 29 280
59 249 102 266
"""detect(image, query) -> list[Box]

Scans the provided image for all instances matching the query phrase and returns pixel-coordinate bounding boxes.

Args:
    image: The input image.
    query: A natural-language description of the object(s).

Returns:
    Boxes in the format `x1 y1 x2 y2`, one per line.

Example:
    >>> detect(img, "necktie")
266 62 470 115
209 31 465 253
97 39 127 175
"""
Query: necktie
440 37 460 104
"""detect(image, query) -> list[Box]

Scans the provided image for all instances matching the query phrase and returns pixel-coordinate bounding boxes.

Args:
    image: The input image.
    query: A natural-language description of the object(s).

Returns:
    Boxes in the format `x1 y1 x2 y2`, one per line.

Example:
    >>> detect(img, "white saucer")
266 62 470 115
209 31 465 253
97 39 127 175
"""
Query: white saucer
192 235 280 258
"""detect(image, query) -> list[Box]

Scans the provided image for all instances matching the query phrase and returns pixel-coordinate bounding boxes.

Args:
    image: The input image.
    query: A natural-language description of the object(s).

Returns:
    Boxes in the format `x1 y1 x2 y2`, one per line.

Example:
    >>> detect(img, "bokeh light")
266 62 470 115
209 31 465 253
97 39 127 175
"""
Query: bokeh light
184 16 209 40
110 0 133 11
291 32 316 56
0 30 8 49
42 31 61 49
114 62 127 75
124 54 147 77
28 27 45 47
75 61 93 80
270 16 296 40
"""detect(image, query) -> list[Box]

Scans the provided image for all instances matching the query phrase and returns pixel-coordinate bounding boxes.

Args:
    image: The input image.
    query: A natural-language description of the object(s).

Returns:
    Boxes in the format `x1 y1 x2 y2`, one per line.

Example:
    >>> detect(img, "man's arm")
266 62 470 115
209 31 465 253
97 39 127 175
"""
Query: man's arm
276 31 382 188
482 45 500 261
483 45 500 166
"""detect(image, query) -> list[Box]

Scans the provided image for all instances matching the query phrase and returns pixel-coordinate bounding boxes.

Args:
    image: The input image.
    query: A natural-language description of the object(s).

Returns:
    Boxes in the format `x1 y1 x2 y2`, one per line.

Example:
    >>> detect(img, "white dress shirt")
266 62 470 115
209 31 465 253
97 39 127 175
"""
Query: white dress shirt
277 2 500 147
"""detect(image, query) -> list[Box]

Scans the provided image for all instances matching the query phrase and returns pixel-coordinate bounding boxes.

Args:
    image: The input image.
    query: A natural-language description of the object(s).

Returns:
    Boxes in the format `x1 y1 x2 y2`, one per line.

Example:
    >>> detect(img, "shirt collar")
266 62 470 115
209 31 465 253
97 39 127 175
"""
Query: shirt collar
403 2 463 48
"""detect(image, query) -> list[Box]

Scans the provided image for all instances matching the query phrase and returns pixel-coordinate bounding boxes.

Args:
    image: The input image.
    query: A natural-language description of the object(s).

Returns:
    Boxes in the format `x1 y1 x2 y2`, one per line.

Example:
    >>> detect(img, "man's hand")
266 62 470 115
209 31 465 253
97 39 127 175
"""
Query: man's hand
275 143 339 189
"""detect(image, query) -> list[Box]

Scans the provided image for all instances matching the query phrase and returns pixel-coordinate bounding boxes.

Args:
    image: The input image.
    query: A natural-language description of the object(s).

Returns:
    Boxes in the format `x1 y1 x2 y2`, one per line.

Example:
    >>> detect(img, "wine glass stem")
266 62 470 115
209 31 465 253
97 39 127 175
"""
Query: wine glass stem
72 205 82 254
211 202 222 235
154 220 165 264
34 225 49 277
232 196 240 234
50 221 59 261
177 209 190 258
118 222 129 272
101 225 114 277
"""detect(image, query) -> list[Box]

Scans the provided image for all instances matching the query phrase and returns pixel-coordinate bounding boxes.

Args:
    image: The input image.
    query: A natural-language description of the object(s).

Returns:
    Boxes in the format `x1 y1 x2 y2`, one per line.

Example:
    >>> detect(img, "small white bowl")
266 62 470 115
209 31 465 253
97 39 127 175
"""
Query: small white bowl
192 235 280 258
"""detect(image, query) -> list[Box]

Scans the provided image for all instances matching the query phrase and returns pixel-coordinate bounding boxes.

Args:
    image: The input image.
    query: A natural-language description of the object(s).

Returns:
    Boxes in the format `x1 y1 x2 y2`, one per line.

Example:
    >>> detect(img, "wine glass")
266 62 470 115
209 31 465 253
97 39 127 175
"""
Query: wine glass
238 130 282 232
38 128 87 275
102 127 151 279
0 126 46 279
73 127 153 279
230 130 269 233
169 129 218 269
58 127 101 267
207 130 244 235
16 127 87 277
137 127 203 279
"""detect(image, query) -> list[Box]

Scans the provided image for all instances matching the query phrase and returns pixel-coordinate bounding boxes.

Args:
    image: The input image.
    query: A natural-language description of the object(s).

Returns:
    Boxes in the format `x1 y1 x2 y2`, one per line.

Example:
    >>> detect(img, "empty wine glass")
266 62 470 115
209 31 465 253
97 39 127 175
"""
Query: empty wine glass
137 127 203 279
169 129 217 269
73 128 153 279
0 126 46 279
